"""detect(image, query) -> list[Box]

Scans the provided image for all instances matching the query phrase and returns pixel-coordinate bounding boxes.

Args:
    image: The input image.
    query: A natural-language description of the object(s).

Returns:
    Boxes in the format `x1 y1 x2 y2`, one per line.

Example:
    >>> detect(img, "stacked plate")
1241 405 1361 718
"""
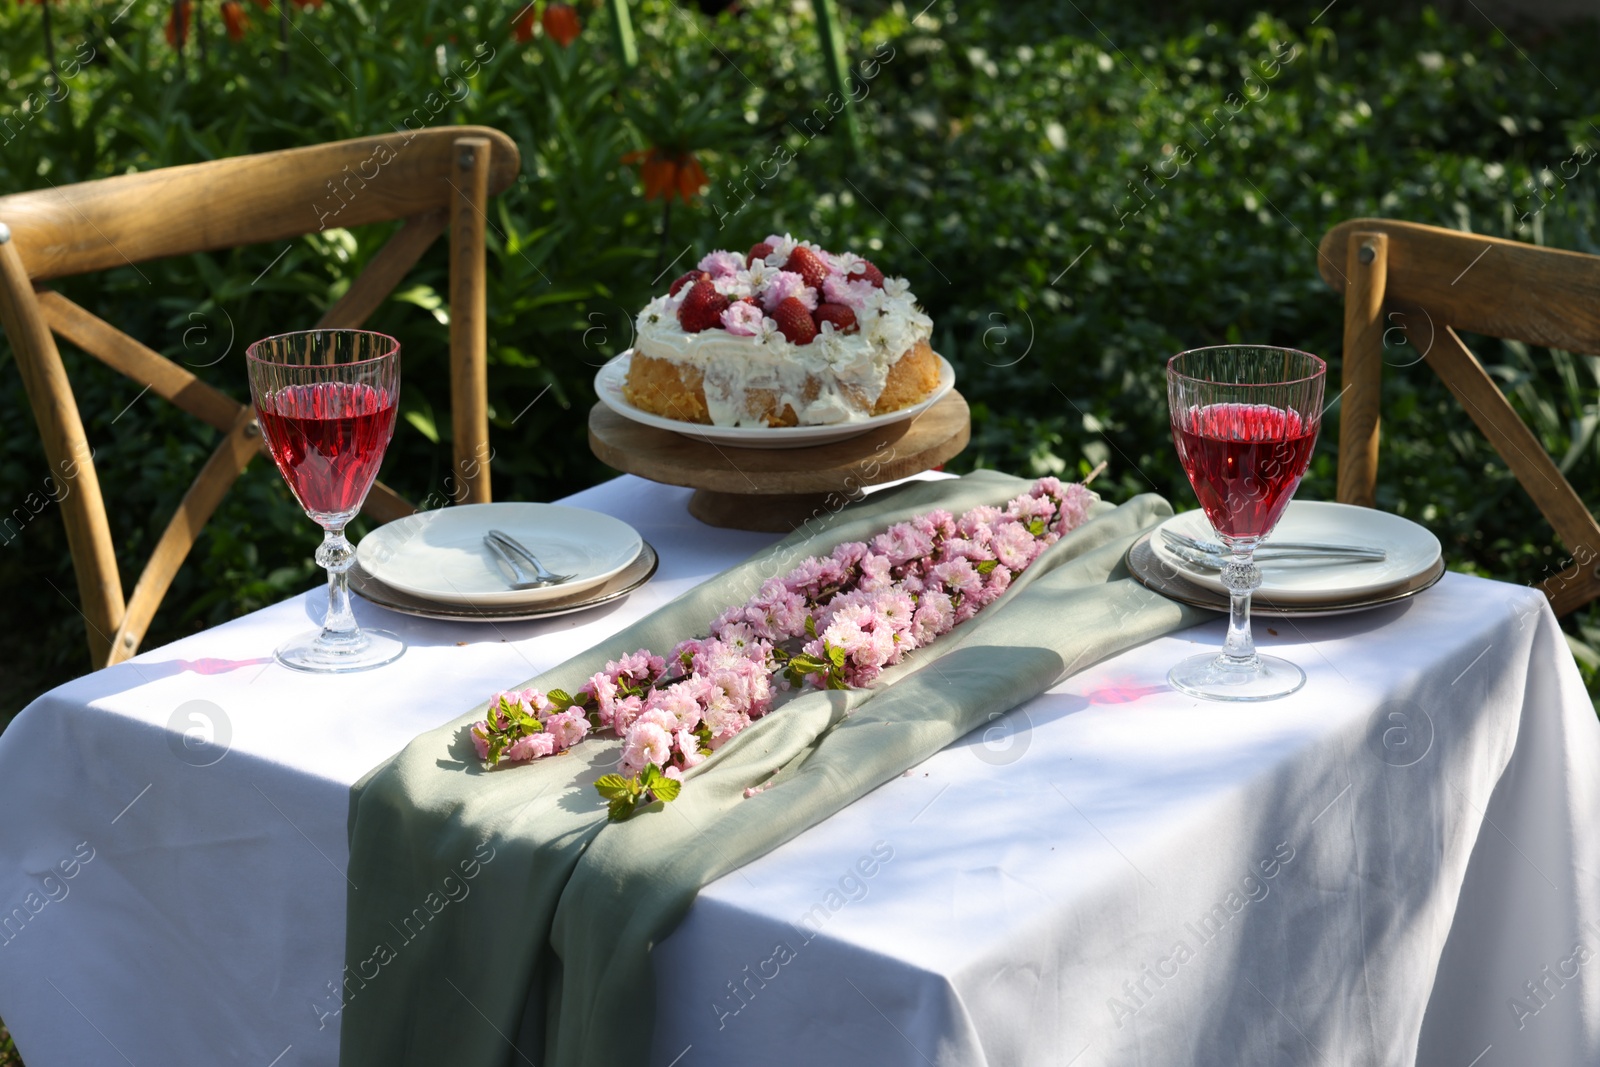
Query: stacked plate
350 503 657 622
1127 500 1445 617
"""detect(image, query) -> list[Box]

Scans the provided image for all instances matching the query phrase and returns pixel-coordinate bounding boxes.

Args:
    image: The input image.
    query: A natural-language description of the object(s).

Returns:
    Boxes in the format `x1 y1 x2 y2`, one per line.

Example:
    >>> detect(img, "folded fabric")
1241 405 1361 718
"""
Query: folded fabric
340 471 1203 1067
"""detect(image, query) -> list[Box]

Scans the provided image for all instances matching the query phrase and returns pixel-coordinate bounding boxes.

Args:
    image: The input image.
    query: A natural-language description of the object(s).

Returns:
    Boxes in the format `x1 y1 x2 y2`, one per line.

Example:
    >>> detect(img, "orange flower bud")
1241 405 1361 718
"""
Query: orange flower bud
221 0 249 40
542 1 580 47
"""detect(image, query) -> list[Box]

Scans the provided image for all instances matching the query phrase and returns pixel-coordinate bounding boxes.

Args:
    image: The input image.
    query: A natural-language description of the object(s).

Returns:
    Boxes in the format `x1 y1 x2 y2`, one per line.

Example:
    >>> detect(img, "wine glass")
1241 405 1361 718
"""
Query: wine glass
1167 345 1325 701
247 330 405 673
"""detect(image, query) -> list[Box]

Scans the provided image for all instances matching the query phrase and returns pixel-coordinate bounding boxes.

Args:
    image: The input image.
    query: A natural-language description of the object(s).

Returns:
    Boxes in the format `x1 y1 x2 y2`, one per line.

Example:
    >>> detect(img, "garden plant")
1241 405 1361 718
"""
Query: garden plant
1 0 1599 729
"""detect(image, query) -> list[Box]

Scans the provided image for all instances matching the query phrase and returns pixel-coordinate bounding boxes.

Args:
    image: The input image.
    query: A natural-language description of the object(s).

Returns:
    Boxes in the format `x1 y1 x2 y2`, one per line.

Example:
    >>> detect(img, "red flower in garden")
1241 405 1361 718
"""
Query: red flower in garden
542 1 581 46
164 0 193 46
221 0 249 40
621 148 707 204
511 4 535 43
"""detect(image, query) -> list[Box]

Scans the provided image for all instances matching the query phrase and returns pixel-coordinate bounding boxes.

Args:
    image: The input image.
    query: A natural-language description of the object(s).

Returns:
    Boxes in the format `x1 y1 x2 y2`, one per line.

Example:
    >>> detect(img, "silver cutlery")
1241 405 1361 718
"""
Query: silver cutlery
484 529 576 589
1160 528 1388 561
1164 542 1384 572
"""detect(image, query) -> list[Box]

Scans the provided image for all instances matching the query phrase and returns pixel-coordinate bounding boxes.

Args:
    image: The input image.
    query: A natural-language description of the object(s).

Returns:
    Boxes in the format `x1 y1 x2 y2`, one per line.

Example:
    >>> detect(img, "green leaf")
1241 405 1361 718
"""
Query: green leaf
650 775 682 803
1027 518 1046 537
827 643 847 668
608 796 637 822
976 559 999 575
547 688 573 709
403 409 439 444
594 774 631 799
804 614 817 638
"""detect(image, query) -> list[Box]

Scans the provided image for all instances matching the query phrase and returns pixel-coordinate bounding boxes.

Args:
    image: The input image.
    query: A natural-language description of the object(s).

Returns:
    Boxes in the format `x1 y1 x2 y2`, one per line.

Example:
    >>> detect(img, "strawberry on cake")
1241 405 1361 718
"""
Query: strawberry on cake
624 234 939 427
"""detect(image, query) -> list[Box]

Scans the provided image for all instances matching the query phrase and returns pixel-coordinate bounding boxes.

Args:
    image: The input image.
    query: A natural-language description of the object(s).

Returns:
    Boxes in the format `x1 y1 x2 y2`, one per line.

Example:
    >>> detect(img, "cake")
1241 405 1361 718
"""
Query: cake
625 234 939 427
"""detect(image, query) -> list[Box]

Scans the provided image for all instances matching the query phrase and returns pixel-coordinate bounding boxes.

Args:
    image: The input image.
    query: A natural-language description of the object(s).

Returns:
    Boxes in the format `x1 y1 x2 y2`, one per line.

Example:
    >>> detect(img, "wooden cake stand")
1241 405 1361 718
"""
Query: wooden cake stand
588 391 972 532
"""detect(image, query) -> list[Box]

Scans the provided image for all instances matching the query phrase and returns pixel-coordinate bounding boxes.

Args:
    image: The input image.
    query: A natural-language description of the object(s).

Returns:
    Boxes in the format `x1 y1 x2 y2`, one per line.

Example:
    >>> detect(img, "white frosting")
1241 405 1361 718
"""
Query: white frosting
633 274 934 427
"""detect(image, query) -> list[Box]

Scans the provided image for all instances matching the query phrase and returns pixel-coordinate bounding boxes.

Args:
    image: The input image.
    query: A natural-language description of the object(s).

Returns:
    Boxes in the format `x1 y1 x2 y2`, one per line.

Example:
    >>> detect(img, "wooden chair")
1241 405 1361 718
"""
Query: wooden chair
0 126 520 667
1318 217 1600 615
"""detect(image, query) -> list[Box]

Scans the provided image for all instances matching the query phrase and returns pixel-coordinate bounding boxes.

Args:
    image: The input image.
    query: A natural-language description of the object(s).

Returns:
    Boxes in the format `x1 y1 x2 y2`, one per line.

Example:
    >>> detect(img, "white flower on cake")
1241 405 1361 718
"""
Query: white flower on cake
624 235 939 428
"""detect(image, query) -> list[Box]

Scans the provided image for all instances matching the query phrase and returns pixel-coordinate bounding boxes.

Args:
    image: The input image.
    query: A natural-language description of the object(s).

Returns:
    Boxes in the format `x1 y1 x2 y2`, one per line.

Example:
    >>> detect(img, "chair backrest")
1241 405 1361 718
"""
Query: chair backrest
0 126 520 666
1318 217 1600 615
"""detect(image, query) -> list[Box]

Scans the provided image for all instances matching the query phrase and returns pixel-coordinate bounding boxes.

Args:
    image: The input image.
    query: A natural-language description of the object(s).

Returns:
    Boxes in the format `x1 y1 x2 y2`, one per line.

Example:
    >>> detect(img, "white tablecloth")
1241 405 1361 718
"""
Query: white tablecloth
0 475 1596 1067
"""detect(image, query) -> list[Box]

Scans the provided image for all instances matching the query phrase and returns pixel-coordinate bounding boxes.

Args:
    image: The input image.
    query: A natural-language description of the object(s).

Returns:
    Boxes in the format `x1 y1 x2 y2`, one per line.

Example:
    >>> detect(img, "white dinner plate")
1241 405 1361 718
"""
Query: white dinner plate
1151 500 1442 605
355 503 643 607
593 349 956 450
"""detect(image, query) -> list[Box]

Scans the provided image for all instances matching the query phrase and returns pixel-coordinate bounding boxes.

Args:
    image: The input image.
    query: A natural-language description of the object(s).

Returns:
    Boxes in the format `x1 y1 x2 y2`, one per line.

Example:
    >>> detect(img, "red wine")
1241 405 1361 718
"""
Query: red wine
1174 402 1316 540
257 382 397 516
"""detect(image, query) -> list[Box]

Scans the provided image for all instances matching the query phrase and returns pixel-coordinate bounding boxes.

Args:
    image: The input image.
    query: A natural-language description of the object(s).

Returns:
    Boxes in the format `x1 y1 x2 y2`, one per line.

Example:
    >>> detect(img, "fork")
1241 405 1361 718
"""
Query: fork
1164 542 1383 571
484 529 576 589
1160 528 1387 560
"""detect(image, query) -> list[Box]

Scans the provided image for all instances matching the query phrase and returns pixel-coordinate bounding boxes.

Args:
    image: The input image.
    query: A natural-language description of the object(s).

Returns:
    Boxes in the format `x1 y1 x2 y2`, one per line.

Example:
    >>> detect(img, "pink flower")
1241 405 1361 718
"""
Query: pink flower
932 558 983 599
471 723 492 760
983 563 1013 601
1052 483 1095 535
822 274 877 309
505 732 557 762
992 521 1042 570
611 693 645 735
721 301 767 336
913 509 956 540
940 537 990 564
636 707 681 736
858 552 893 591
647 681 704 731
544 709 590 749
871 589 916 633
698 250 746 278
831 540 869 569
586 672 620 727
702 697 752 749
761 270 817 312
871 522 934 568
957 505 1003 540
1006 493 1056 524
676 728 706 768
911 590 955 645
619 722 673 776
1032 477 1067 500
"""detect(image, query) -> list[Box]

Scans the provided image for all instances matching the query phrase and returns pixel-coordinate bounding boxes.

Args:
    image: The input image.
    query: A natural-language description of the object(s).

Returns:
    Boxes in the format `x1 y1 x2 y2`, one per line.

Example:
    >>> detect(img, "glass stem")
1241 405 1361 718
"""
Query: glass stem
315 525 362 647
1220 542 1262 670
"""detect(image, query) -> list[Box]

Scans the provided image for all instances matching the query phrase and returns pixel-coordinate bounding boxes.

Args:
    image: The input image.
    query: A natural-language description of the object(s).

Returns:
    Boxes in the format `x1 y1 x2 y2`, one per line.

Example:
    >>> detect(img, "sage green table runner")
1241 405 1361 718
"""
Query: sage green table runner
340 471 1203 1067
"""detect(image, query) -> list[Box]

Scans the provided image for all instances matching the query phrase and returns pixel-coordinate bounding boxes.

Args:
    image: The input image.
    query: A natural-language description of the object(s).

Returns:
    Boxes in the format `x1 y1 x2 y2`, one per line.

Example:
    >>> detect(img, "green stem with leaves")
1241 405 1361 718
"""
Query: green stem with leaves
605 0 637 71
811 0 862 156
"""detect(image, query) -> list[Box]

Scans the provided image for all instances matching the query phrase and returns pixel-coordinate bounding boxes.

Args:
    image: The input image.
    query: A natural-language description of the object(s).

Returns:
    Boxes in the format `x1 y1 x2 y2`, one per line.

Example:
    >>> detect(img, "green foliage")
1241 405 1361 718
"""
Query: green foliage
3 0 1600 713
594 763 678 821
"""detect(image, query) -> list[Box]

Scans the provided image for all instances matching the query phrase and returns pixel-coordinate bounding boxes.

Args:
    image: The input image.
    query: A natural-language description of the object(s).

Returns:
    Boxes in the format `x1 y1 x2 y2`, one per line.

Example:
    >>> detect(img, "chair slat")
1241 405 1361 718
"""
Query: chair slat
364 481 418 524
1319 219 1600 356
1430 324 1600 617
448 137 493 504
38 290 244 433
317 210 447 331
0 236 125 664
0 127 518 282
1425 327 1600 565
1336 231 1387 509
111 408 261 663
